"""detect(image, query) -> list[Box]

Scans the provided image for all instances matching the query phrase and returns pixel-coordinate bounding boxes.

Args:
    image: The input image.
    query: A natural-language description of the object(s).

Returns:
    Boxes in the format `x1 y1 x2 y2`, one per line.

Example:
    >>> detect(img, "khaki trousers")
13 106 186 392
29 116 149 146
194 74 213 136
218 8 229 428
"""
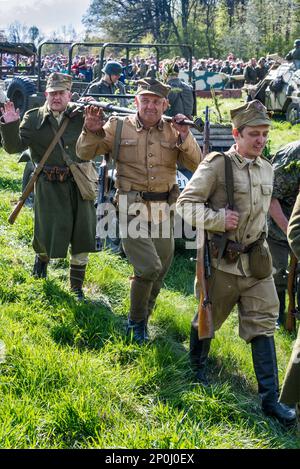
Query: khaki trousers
196 268 279 343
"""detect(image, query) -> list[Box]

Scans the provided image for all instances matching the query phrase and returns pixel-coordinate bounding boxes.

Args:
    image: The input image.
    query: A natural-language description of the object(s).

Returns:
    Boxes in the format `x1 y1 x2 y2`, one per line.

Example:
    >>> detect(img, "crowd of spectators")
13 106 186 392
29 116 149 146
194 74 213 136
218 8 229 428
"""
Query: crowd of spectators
0 49 274 88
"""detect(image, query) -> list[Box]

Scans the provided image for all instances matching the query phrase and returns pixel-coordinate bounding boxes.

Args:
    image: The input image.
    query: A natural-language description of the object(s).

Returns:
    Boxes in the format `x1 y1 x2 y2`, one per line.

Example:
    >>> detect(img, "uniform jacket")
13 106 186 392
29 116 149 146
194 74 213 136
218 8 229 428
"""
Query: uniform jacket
165 77 194 118
176 145 273 276
0 103 96 258
76 114 201 194
280 191 300 404
268 140 300 242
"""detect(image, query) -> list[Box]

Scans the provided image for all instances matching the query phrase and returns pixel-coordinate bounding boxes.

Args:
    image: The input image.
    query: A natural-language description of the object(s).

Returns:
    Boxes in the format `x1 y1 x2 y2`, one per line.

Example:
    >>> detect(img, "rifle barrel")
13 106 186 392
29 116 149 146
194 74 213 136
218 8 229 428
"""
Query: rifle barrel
73 100 196 127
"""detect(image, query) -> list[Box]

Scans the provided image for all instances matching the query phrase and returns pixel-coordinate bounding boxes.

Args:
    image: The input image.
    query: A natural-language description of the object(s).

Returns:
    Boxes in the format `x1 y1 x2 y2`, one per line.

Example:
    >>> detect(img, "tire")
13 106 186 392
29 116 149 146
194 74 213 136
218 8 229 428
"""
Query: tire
7 77 36 116
286 102 300 125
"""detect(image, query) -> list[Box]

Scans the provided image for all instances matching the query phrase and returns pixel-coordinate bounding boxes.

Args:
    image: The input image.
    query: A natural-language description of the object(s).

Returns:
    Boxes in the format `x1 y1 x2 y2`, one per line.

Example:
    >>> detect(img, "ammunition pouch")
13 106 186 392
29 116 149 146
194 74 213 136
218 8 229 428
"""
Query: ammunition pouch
167 184 180 205
210 233 273 278
42 165 71 182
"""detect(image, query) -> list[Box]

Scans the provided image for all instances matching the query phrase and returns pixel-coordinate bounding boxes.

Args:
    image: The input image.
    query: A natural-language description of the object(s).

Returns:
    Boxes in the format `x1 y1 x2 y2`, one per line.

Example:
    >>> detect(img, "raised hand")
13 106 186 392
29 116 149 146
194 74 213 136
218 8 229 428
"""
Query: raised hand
84 105 106 133
0 101 20 123
172 113 190 141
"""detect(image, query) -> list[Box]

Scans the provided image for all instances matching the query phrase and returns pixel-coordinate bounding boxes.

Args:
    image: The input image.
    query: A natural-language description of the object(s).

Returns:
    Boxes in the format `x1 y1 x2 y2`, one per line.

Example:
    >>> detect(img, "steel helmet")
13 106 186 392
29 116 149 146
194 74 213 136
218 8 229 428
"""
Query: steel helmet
102 61 123 75
294 39 300 47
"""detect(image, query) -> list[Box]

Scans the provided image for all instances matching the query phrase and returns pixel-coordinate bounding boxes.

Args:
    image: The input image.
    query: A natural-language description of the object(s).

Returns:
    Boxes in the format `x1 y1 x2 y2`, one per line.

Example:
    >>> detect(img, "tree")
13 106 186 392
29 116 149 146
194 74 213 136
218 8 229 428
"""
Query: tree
28 26 40 45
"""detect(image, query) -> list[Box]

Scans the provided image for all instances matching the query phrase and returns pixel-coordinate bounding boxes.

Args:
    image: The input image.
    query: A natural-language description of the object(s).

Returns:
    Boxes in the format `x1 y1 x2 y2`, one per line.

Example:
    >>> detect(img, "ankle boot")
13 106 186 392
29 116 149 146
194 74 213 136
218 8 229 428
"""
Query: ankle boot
70 264 87 301
126 319 148 345
251 335 296 426
190 325 211 386
32 254 49 278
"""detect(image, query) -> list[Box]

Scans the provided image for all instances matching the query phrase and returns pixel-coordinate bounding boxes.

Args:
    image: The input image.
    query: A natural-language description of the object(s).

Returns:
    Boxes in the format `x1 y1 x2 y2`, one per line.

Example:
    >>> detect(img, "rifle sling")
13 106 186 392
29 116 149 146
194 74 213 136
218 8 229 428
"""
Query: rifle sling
21 117 70 200
216 152 234 265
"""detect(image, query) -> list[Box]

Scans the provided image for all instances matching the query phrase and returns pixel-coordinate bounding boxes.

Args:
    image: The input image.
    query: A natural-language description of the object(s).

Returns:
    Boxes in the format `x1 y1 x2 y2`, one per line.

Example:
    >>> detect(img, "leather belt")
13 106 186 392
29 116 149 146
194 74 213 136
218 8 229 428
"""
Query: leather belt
140 191 169 201
42 165 71 182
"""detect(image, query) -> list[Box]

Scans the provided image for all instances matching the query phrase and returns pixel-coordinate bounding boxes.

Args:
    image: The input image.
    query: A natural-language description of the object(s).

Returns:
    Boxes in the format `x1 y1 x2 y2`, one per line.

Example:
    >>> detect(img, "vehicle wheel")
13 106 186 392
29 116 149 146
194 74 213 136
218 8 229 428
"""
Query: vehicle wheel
7 77 36 117
286 102 300 125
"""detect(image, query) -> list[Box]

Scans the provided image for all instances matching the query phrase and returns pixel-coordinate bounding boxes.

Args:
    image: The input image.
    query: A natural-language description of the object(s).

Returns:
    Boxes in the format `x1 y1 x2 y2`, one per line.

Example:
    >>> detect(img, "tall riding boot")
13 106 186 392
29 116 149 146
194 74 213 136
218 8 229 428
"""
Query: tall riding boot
70 264 87 301
251 335 296 426
190 324 211 386
277 290 286 326
126 277 153 344
32 254 49 279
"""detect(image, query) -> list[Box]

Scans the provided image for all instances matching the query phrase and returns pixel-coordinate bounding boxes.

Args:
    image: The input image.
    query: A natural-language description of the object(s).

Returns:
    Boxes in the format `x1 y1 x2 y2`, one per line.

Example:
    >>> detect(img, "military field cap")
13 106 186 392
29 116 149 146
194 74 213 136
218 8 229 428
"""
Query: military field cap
230 99 272 129
136 77 171 98
46 72 72 92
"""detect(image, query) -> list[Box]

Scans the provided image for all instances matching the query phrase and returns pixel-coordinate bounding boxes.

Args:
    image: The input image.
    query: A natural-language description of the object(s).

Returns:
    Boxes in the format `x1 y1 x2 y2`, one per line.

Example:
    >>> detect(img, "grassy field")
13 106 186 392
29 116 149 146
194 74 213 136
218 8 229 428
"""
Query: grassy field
0 110 299 449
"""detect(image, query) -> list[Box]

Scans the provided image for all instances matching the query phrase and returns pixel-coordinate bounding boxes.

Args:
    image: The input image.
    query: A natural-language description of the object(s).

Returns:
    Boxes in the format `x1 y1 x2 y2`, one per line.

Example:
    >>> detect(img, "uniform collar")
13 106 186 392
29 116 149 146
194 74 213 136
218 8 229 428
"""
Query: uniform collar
135 113 164 132
227 144 263 168
36 103 70 129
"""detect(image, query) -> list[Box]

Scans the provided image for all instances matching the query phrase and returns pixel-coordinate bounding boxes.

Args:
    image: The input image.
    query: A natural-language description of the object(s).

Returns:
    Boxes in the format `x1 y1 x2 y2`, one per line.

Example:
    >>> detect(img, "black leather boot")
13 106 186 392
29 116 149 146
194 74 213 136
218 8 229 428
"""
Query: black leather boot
32 255 49 278
251 335 296 426
126 319 148 345
190 325 211 386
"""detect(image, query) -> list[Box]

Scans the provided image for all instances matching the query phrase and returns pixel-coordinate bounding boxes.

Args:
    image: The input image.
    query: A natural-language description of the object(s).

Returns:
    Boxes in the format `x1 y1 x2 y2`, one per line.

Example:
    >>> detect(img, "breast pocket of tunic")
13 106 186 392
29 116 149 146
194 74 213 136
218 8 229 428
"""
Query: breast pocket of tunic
233 182 249 210
119 139 138 163
260 184 272 213
160 141 177 166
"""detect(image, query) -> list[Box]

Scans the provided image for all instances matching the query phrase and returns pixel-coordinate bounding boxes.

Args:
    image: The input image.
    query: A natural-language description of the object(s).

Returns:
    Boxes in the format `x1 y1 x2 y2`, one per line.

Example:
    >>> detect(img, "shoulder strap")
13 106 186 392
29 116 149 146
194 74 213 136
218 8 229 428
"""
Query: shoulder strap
111 117 124 162
221 152 234 210
37 117 70 170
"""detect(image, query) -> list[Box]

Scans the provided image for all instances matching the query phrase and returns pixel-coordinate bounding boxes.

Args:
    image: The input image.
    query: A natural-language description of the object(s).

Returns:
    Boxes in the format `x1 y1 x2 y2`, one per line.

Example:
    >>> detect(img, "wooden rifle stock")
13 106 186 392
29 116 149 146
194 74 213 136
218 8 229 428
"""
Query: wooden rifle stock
197 234 214 339
8 118 70 224
285 252 297 332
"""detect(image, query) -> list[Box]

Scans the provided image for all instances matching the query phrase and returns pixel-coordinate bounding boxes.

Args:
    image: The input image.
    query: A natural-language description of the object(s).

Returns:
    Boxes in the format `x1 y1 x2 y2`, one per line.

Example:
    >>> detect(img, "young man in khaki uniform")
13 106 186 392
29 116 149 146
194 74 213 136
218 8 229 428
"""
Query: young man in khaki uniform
280 191 300 431
76 77 202 343
0 73 96 300
176 100 296 426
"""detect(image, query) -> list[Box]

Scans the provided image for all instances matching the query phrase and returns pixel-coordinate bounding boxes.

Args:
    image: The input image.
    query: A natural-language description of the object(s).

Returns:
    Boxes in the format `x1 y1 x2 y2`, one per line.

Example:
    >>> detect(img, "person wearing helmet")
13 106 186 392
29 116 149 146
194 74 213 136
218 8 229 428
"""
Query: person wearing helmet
87 60 127 106
286 39 300 68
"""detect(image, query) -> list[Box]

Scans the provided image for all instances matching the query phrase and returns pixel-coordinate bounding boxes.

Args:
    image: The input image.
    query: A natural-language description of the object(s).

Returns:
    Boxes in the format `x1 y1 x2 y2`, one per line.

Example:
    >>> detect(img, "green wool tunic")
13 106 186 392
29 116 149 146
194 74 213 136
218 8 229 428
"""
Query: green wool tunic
0 103 96 258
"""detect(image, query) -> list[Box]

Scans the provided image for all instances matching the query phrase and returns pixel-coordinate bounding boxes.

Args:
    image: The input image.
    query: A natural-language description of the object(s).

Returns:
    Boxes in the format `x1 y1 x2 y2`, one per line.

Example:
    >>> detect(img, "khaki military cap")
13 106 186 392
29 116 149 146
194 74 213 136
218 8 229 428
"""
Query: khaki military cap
230 99 272 128
46 72 72 92
136 77 171 98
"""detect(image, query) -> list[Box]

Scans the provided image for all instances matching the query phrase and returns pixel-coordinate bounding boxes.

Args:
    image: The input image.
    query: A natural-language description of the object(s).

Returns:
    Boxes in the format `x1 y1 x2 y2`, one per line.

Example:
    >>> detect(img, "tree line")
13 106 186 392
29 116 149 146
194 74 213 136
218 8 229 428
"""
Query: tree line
83 0 300 59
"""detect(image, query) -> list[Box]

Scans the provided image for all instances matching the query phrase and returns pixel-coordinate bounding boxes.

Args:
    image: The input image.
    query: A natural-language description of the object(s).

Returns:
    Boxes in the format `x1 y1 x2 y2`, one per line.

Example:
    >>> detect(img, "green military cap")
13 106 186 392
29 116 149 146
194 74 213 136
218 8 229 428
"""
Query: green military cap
136 77 171 98
230 99 272 128
46 72 72 92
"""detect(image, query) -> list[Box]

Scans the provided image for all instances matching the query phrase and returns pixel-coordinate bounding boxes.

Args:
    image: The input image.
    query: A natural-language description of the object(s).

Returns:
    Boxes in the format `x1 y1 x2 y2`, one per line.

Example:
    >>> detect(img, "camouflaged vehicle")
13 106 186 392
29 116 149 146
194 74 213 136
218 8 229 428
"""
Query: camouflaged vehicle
245 60 300 124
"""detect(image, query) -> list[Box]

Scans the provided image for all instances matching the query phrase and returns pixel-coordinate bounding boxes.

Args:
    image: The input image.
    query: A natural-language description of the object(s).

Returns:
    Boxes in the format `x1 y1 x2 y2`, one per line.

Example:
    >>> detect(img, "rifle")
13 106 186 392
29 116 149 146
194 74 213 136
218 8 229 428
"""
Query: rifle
8 117 70 224
197 231 214 339
285 252 297 332
95 154 109 251
196 105 214 339
72 100 204 131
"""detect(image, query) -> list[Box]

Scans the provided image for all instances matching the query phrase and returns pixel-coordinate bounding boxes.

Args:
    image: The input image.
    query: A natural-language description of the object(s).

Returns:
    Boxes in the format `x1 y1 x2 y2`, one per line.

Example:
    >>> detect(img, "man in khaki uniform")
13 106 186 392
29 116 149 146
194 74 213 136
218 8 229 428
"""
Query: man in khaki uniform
76 77 201 343
176 100 296 426
280 191 300 431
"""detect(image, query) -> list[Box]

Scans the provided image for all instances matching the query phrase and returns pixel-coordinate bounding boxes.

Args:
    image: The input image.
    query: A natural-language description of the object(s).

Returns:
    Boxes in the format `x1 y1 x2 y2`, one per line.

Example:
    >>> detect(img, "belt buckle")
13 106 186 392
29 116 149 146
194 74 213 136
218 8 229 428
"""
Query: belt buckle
140 191 146 200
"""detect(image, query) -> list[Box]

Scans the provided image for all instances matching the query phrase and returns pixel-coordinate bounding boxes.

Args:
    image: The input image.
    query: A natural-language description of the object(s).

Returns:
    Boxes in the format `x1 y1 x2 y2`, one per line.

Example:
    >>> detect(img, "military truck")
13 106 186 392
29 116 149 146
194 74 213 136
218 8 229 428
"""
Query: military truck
245 60 300 124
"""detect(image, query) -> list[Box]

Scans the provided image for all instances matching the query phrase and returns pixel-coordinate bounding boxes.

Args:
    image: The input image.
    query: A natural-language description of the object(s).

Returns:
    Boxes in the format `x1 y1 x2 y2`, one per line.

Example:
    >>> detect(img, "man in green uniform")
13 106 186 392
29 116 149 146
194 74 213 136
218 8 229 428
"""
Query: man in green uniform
280 191 300 431
286 39 300 68
176 100 296 426
87 61 126 106
267 140 300 326
164 63 194 120
0 72 96 300
76 77 202 344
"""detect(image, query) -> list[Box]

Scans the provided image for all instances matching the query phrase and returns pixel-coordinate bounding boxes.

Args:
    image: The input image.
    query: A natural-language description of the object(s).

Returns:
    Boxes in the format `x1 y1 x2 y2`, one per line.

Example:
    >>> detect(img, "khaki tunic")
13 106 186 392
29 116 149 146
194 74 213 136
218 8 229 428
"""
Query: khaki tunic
176 146 279 342
76 113 201 287
280 191 300 404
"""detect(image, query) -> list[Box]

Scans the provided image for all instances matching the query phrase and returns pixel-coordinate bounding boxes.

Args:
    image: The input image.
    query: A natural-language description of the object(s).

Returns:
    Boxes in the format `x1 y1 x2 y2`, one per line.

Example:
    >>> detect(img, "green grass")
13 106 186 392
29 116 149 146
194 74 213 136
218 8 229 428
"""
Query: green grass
0 146 299 449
